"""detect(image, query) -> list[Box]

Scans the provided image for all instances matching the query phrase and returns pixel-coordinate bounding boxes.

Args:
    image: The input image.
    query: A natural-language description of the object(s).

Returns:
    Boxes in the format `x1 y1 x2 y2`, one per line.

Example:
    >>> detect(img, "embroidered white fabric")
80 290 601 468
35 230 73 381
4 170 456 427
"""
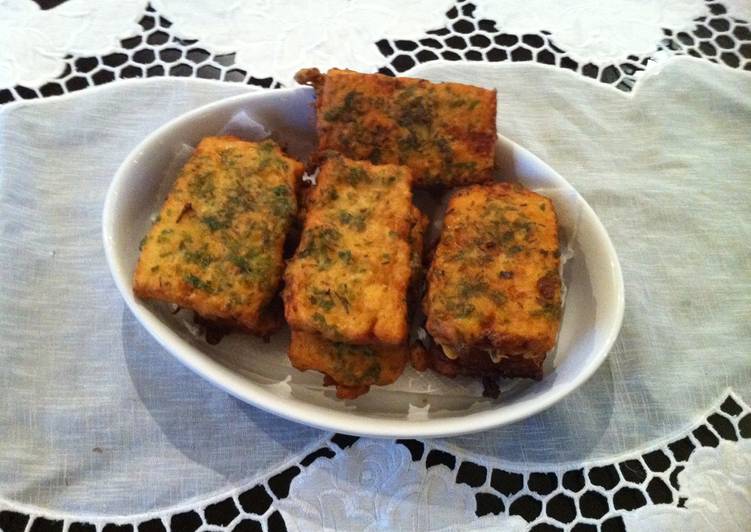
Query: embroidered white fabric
276 439 529 532
0 79 326 515
0 58 749 527
150 0 454 83
472 0 707 64
623 440 751 531
1 0 751 525
723 0 751 22
278 398 751 531
1 0 750 96
0 0 144 87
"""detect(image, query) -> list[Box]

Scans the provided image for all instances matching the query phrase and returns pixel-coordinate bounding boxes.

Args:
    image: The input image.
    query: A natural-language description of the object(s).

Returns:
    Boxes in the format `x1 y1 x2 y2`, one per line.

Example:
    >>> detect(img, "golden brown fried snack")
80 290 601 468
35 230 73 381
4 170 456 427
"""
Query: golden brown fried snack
423 182 562 380
283 155 414 345
289 330 409 399
297 68 497 188
133 136 303 335
287 204 428 399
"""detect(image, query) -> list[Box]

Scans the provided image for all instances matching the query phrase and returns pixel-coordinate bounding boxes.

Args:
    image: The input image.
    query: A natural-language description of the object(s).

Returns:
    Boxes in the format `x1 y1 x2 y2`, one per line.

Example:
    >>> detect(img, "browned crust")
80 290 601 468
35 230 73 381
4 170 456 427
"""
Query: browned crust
286 204 426 398
134 280 284 337
283 155 414 345
424 320 556 361
424 182 561 353
322 376 371 400
422 182 561 380
300 68 497 188
190 295 283 344
289 330 408 393
133 136 303 336
294 67 326 97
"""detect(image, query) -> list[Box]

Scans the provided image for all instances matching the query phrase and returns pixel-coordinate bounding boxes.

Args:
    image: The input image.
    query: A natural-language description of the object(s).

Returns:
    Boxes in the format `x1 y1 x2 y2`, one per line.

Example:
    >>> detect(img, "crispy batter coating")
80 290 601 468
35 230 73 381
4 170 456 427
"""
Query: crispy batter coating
133 136 303 335
283 155 414 345
289 330 409 399
298 68 497 188
287 210 427 398
423 182 562 380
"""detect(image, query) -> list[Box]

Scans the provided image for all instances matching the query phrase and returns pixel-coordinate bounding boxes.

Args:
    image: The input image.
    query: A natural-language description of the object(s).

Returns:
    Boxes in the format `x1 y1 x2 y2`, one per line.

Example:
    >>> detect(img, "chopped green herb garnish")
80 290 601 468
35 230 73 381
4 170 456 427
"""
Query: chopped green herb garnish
326 188 339 202
259 141 275 153
450 161 477 173
531 302 562 320
156 229 174 244
229 254 250 273
178 235 193 251
345 166 369 186
187 171 215 200
337 210 368 231
298 227 342 269
184 274 212 292
201 215 228 231
219 149 241 168
309 287 335 311
324 90 362 122
269 184 294 217
459 279 488 298
397 95 434 128
183 248 214 268
333 284 353 314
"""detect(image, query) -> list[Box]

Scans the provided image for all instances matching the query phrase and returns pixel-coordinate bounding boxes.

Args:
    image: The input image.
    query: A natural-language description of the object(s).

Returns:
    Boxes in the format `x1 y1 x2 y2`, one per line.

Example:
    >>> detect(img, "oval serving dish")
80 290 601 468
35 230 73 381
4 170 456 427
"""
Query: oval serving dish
103 86 624 438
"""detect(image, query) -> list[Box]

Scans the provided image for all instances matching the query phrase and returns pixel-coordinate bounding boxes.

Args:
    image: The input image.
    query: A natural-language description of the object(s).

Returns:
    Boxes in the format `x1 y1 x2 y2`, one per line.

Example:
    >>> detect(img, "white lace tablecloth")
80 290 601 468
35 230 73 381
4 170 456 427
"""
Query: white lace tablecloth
1 1 749 531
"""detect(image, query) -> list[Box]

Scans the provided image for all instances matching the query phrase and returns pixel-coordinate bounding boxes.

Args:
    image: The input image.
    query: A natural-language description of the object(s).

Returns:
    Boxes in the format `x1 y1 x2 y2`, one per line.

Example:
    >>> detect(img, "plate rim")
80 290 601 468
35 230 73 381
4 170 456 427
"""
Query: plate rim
102 87 624 438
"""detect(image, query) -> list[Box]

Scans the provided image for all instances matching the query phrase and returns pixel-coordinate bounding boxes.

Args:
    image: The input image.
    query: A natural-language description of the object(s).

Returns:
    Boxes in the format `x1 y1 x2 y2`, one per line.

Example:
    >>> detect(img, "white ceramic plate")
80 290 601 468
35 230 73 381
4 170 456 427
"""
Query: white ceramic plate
102 86 623 438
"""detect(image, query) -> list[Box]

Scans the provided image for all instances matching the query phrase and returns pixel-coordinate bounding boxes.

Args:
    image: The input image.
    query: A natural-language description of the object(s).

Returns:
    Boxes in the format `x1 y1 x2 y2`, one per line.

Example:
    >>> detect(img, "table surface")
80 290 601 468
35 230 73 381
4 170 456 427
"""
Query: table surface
1 1 750 531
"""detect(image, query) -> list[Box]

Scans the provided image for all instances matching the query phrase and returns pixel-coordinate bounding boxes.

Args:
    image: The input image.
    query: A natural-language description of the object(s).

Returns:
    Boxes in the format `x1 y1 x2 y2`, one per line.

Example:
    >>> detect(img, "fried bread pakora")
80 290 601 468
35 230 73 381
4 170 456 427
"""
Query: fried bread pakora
296 68 497 188
283 155 414 345
133 136 303 335
287 206 429 399
423 182 562 380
